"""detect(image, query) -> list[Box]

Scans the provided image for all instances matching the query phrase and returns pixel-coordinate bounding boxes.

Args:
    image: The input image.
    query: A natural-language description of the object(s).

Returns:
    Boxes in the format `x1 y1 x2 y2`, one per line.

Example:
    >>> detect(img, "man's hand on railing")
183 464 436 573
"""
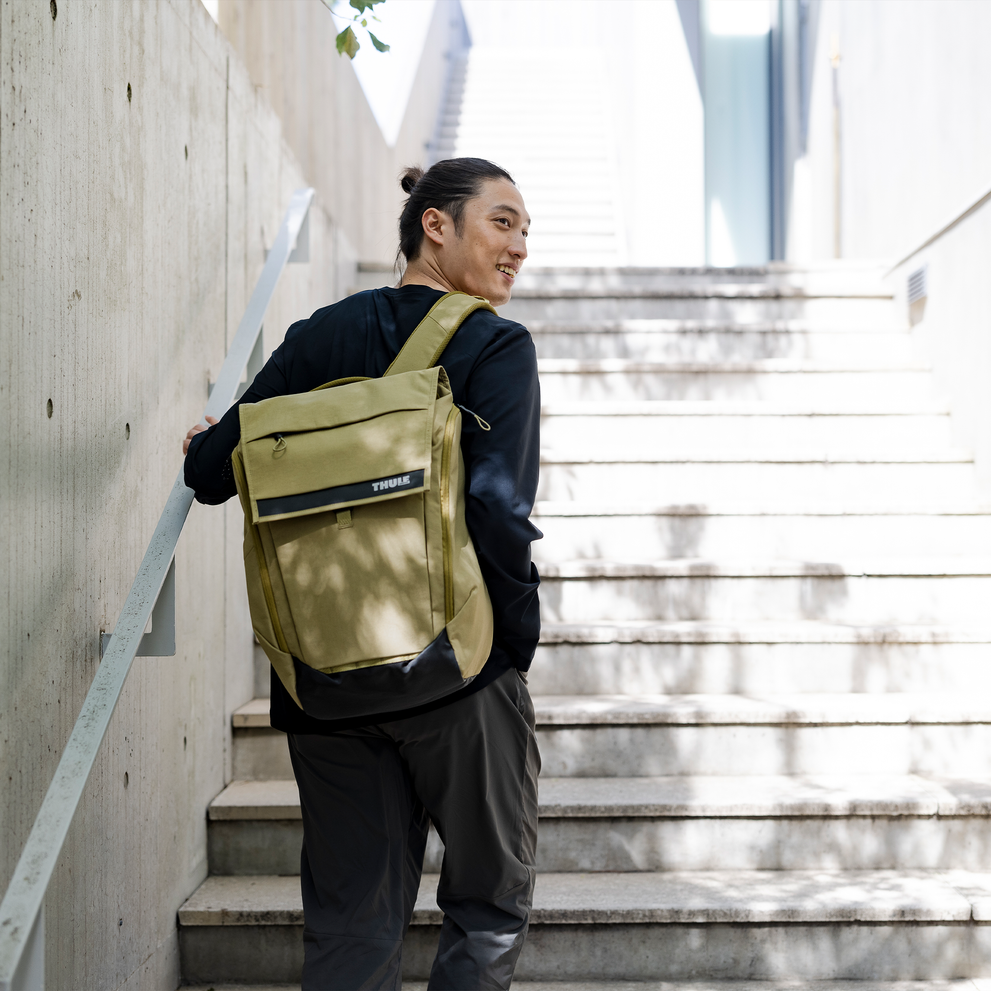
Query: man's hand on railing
183 416 219 455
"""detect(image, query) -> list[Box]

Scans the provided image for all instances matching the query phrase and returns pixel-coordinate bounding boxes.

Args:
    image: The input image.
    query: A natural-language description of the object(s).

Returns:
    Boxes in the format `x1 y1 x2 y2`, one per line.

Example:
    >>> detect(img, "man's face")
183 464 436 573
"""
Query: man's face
440 179 529 307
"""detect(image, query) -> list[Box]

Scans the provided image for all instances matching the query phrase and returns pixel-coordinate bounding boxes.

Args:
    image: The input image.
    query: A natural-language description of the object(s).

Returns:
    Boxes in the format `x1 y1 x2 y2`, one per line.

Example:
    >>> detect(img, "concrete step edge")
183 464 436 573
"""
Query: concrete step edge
527 321 905 333
534 693 991 726
540 401 950 415
511 287 894 300
538 620 991 645
533 502 991 517
176 869 991 927
183 981 991 990
509 264 889 276
408 983 991 991
538 451 973 465
538 558 991 578
232 693 991 730
208 774 991 822
536 359 930 374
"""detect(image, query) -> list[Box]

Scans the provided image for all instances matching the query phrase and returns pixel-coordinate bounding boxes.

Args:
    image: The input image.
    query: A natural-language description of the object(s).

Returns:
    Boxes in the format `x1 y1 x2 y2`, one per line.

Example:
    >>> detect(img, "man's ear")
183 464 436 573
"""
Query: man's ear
421 208 447 248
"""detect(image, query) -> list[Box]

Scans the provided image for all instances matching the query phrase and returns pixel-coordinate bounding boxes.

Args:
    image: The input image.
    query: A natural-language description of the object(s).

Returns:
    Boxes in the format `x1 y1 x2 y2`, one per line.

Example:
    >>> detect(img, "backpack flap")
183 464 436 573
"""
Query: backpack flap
238 366 444 525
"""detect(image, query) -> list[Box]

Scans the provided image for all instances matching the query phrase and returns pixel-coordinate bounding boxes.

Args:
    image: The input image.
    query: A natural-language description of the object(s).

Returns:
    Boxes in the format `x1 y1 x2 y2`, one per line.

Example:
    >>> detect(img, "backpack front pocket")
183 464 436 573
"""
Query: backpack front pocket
268 491 434 671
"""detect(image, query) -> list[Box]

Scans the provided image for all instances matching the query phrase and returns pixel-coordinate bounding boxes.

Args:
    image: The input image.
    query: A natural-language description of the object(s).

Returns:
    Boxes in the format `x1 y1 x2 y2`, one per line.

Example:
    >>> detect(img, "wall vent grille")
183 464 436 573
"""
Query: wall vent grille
908 265 928 304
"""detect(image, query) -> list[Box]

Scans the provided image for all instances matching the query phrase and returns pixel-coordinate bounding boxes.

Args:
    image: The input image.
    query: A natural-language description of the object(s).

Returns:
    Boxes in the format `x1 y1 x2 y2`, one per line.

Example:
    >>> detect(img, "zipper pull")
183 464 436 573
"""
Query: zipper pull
457 404 491 431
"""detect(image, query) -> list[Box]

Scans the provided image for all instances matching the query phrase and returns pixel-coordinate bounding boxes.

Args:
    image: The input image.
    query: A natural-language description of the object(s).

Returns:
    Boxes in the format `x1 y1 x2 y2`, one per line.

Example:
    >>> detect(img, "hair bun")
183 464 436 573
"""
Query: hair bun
400 165 424 195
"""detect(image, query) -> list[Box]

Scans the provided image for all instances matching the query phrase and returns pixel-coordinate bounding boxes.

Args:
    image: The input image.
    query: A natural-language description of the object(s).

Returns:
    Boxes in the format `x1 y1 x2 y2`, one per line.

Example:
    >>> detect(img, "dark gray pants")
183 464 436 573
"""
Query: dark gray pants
287 666 540 990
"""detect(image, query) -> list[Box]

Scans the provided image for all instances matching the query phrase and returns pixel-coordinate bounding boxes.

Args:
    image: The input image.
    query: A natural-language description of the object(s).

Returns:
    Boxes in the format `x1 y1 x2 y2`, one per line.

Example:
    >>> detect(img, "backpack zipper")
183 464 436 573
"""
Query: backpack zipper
231 449 290 655
439 406 459 623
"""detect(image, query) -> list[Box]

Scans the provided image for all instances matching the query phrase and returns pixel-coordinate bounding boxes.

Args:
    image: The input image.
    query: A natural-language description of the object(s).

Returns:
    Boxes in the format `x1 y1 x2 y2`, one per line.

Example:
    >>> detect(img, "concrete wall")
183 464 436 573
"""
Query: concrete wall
788 0 991 495
218 0 461 270
886 197 991 500
796 0 991 262
0 1 395 987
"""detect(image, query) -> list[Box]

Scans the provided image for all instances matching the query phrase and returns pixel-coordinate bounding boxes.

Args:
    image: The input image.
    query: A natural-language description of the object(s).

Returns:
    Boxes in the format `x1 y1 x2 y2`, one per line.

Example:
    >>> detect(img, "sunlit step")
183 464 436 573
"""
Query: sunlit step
535 693 991 777
530 323 919 362
539 558 991 625
532 621 991 695
536 459 976 504
535 360 933 403
502 294 904 327
531 504 991 561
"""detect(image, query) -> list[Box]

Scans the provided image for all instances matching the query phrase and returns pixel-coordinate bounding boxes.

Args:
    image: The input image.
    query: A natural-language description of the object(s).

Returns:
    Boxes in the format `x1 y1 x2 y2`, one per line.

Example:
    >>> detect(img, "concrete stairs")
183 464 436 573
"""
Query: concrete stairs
178 266 991 985
431 48 627 268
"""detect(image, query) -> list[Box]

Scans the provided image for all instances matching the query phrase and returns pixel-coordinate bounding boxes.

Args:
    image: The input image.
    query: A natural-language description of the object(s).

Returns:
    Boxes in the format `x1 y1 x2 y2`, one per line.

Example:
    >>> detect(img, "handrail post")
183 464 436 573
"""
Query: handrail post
0 187 314 991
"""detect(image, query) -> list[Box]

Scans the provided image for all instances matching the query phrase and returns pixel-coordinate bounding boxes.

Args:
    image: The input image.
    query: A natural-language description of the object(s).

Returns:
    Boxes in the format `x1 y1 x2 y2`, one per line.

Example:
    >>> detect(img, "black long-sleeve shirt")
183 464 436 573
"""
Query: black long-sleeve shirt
184 285 541 734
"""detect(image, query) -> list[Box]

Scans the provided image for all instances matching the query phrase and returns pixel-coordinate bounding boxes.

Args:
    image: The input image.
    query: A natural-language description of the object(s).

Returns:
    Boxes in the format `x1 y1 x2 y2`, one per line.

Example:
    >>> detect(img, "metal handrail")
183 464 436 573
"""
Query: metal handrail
0 187 315 991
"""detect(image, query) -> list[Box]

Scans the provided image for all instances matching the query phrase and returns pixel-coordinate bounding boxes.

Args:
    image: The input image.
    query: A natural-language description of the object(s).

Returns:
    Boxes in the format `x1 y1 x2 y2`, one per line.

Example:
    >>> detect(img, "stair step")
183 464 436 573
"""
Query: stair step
180 984 991 990
540 561 991 626
535 775 991 873
232 689 991 733
539 558 991 578
537 359 928 373
540 619 991 644
535 694 991 777
177 871 991 980
539 452 970 465
502 295 903 327
541 399 950 414
532 621 991 695
535 693 991 727
183 983 991 991
533 332 917 362
233 690 991 729
210 779 299 819
528 318 902 331
532 508 991 560
531 325 918 362
210 774 991 822
534 501 991 516
178 869 991 927
515 268 891 295
206 773 991 874
230 692 991 778
535 361 932 403
541 410 955 456
516 286 891 301
537 462 978 506
233 697 273 728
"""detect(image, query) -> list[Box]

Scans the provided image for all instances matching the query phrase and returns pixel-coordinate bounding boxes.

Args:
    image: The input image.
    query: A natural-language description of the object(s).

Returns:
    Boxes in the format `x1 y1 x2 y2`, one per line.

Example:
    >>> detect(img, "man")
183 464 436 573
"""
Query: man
183 158 541 990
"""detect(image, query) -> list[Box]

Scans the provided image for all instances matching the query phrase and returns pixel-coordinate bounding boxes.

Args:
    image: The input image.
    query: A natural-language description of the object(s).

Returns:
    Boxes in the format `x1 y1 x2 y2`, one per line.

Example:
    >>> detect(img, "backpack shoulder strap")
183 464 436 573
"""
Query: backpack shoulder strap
384 292 496 377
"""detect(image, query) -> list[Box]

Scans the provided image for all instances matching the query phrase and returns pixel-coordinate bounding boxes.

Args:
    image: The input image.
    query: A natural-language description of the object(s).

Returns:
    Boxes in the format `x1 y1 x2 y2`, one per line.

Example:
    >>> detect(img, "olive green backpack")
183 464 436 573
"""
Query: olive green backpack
231 292 496 721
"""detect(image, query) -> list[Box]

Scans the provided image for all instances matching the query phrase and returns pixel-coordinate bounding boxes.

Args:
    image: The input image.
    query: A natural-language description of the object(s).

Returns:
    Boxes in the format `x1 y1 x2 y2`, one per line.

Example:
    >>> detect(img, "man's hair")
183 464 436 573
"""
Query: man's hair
397 158 515 265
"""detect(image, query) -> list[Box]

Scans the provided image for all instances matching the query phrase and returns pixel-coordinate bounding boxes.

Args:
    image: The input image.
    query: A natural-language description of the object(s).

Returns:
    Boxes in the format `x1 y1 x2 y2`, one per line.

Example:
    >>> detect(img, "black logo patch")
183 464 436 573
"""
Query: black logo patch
257 468 426 518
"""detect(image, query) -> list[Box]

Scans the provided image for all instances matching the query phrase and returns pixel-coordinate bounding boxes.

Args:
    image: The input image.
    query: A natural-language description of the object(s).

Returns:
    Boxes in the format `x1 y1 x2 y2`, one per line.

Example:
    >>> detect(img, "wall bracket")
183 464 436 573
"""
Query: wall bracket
101 558 176 659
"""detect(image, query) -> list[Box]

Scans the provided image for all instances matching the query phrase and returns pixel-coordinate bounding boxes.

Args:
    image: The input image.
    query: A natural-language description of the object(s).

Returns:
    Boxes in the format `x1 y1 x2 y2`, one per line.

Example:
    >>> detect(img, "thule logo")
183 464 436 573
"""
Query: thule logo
256 468 426 519
372 474 412 492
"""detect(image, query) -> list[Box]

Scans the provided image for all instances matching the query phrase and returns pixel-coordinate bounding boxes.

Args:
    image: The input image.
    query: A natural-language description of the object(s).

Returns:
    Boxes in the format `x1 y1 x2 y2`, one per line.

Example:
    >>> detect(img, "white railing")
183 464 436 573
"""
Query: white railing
0 187 315 991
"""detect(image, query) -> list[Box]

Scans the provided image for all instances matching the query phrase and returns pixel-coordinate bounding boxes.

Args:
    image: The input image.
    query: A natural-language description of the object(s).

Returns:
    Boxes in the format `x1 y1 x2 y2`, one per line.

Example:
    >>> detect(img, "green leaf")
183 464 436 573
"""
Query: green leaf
361 18 367 26
368 30 390 52
336 26 360 58
349 0 385 13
